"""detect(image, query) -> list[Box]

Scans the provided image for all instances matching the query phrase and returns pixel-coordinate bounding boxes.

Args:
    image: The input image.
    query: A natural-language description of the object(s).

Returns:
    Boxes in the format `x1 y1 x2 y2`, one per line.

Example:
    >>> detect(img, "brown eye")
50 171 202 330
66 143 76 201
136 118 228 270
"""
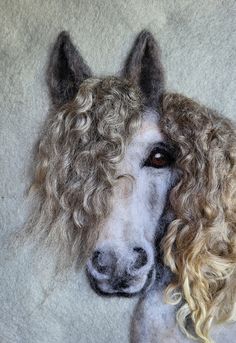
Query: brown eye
150 152 168 167
143 148 173 169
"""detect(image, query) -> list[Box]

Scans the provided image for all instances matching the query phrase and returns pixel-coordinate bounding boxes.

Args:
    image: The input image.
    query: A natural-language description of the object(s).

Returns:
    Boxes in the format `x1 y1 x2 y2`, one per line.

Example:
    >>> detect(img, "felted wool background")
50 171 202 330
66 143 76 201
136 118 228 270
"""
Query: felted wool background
0 0 235 342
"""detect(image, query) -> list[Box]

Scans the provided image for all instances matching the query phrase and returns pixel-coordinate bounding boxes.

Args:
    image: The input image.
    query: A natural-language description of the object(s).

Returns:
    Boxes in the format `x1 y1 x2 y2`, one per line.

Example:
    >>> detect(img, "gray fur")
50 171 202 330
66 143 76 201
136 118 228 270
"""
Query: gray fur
123 30 165 111
130 285 189 343
47 31 92 107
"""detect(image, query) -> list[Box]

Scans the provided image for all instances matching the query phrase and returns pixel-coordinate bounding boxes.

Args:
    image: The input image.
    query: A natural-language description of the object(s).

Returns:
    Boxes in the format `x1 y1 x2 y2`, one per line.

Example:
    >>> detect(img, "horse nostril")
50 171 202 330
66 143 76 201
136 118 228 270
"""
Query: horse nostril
91 251 107 274
133 247 148 269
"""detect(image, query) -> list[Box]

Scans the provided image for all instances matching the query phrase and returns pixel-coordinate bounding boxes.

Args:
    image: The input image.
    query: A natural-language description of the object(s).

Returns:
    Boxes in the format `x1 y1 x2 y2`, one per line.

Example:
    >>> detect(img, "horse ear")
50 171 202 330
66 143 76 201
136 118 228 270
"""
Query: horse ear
123 30 164 110
47 31 92 107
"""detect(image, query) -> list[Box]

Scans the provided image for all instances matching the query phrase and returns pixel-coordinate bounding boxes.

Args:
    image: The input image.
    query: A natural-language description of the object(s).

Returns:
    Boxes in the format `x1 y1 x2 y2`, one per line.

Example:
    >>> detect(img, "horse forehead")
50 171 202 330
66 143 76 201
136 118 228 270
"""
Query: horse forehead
139 122 162 137
119 111 163 173
135 110 163 142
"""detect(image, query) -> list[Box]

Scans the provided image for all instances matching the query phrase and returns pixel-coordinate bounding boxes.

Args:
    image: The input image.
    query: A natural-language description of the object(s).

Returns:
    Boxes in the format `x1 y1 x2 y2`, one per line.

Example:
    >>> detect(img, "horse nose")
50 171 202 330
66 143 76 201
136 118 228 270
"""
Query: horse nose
133 247 148 269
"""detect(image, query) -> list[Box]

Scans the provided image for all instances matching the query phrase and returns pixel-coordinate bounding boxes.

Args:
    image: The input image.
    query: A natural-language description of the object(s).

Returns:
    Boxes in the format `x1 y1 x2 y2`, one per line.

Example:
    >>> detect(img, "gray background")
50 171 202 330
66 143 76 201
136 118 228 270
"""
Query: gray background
0 0 235 342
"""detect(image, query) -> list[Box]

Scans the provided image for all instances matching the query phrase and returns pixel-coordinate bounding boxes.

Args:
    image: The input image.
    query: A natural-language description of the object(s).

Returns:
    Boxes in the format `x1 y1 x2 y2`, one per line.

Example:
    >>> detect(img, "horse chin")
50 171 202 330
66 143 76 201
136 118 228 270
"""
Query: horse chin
86 266 156 298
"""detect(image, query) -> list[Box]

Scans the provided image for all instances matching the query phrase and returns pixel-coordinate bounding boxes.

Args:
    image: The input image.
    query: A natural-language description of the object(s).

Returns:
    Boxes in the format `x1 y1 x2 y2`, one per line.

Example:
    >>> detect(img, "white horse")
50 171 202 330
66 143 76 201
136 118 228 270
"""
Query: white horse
26 31 236 342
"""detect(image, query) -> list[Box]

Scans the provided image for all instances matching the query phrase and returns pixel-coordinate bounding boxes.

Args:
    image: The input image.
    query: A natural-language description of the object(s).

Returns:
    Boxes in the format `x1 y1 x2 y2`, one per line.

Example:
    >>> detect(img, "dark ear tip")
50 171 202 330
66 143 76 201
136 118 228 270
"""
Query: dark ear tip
136 30 156 44
56 31 71 46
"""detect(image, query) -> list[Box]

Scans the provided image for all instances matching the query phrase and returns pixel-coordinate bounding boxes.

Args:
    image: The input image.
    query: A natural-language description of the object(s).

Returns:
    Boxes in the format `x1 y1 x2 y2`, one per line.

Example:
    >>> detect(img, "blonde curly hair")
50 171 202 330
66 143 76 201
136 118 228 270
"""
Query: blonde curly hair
160 93 236 342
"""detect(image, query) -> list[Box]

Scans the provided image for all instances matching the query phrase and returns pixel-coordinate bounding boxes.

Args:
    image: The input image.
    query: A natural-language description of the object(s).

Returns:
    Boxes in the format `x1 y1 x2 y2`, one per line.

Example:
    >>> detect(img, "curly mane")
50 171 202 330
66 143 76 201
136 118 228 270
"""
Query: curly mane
24 76 141 269
161 93 236 342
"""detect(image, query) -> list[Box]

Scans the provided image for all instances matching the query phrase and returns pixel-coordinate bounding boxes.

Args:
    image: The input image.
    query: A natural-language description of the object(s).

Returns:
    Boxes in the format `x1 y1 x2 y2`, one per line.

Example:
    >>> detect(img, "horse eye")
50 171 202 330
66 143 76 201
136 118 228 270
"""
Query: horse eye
144 148 173 169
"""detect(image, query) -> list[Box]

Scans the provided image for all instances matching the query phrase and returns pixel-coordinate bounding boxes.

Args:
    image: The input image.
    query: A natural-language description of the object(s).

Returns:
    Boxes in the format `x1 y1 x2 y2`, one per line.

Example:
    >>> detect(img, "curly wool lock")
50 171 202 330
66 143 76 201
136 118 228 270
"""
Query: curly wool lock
25 77 142 267
160 93 236 343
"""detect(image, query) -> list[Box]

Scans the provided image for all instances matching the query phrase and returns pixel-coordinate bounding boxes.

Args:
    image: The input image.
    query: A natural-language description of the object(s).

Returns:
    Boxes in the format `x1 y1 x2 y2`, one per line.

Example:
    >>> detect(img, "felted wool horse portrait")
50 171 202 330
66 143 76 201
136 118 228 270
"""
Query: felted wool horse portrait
23 30 236 342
